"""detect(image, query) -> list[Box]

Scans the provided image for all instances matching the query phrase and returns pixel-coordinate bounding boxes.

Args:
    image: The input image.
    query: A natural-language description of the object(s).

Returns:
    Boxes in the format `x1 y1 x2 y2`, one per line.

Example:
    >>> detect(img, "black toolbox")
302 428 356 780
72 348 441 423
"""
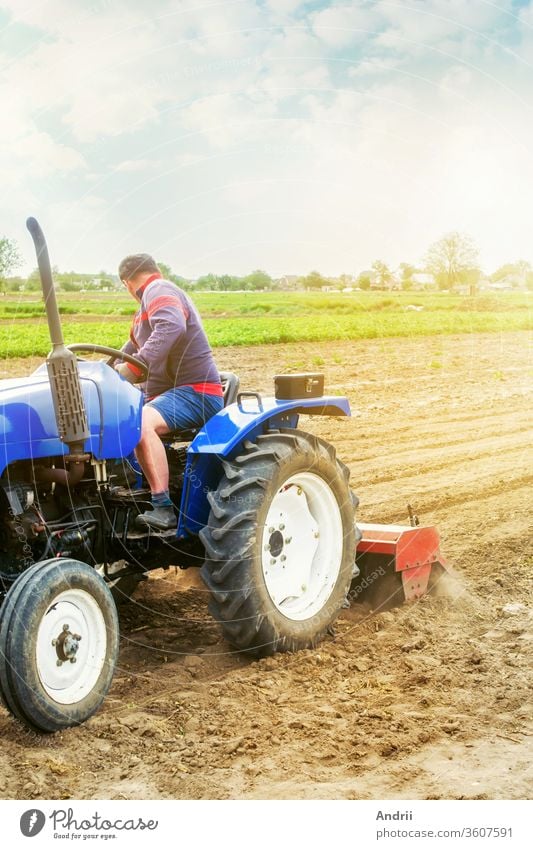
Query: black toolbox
274 373 325 400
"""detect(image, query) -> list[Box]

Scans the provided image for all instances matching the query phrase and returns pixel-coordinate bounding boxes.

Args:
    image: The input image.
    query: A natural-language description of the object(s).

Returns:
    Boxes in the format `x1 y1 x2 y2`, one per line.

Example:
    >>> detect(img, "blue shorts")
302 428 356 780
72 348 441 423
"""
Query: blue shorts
146 386 224 432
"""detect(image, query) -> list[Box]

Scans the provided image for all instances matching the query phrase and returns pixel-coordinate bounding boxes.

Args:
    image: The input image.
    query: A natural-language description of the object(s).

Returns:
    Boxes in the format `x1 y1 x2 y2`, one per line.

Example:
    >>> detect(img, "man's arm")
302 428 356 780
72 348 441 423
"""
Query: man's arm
135 288 188 375
121 339 137 356
114 338 142 382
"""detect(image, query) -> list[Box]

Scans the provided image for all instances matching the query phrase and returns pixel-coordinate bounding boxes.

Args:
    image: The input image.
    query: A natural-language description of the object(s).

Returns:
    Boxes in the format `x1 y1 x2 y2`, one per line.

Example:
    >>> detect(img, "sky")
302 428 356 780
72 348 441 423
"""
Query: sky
1 0 533 278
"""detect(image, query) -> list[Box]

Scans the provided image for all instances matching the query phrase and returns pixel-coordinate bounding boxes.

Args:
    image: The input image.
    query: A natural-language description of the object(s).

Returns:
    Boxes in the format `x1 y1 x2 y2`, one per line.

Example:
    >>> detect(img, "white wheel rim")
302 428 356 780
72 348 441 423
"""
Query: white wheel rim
261 472 344 620
35 589 108 705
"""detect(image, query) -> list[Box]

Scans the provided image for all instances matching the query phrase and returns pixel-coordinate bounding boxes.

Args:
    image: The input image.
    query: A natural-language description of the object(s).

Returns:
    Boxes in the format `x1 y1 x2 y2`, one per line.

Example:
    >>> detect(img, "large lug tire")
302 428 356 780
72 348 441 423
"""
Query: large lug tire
200 429 356 657
0 559 119 733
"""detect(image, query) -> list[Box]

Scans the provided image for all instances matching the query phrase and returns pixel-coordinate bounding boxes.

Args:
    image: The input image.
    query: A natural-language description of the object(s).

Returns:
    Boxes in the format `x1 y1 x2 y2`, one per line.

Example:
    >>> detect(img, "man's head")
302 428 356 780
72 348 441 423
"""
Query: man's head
118 253 160 295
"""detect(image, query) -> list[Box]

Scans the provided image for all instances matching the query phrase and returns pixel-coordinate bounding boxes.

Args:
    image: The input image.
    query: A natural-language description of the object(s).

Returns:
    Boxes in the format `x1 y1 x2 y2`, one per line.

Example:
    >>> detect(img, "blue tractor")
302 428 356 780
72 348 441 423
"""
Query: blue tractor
0 219 360 733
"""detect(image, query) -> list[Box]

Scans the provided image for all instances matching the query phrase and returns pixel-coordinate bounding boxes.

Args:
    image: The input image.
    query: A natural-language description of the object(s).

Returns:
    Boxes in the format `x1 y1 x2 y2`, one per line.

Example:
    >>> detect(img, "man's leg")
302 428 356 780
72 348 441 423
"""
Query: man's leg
135 405 176 530
135 405 170 494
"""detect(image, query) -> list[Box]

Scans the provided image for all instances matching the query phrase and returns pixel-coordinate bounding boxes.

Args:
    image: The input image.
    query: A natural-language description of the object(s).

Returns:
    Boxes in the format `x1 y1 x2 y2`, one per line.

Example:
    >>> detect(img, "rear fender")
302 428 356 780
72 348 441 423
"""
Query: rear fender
177 395 350 537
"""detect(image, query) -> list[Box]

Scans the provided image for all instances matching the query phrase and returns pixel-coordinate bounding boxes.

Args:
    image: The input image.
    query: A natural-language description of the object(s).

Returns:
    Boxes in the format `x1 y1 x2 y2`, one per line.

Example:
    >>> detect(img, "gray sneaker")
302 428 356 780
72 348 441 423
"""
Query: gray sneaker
135 506 177 531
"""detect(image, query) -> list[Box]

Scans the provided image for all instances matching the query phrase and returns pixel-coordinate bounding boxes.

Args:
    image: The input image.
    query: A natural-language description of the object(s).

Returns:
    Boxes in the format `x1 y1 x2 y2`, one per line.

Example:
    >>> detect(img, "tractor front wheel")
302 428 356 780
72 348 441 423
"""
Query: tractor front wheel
200 429 356 656
0 559 119 733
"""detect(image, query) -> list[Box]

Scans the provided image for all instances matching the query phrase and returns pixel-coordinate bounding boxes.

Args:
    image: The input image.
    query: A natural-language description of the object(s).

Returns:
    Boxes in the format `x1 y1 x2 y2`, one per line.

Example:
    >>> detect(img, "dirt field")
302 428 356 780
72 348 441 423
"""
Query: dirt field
0 331 531 800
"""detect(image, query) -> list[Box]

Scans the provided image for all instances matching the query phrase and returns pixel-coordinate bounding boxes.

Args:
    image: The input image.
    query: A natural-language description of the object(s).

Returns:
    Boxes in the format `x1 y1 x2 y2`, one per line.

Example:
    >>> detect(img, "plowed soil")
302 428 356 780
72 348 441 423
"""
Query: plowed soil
0 331 531 800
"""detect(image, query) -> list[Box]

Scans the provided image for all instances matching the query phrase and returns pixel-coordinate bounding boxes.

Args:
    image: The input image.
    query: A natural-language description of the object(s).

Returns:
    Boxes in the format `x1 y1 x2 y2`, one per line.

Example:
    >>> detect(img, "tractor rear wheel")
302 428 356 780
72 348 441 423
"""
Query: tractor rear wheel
200 429 356 656
0 559 119 733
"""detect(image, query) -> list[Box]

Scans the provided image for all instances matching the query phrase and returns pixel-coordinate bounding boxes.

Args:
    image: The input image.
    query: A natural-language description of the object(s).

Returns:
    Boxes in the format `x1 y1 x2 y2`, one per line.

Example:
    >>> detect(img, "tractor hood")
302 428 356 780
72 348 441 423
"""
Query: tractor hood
0 360 143 475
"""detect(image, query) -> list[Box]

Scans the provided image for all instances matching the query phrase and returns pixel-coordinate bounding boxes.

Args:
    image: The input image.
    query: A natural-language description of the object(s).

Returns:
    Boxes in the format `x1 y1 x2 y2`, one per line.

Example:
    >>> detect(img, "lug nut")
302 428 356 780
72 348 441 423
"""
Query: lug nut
74 634 82 641
270 558 276 566
56 659 62 667
285 537 292 544
280 555 287 562
62 624 70 632
51 639 57 646
279 523 285 530
268 527 275 533
70 657 77 664
314 531 320 539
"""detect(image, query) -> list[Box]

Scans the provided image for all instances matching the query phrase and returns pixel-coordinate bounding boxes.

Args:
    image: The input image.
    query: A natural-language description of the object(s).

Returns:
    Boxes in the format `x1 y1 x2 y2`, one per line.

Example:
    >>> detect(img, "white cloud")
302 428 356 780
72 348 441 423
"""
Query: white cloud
312 4 382 48
375 0 516 46
1 0 532 275
0 0 167 142
181 91 279 148
14 132 86 175
257 60 331 98
265 0 307 15
176 1 266 59
266 25 327 58
115 159 158 172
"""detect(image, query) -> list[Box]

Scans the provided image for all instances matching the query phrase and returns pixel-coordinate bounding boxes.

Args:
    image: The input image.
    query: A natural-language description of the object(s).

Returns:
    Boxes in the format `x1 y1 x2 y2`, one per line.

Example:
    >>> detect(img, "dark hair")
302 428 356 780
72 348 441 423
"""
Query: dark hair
118 253 159 282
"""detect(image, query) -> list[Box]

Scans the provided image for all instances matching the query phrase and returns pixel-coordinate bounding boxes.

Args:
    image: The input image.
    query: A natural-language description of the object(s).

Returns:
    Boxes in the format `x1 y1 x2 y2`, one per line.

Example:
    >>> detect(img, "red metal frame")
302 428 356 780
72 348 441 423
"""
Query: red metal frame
357 523 447 602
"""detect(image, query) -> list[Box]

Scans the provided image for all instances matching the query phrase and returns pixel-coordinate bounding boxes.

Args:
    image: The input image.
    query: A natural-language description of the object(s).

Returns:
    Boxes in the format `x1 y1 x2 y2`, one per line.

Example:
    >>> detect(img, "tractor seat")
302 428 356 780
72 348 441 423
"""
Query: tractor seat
162 372 240 443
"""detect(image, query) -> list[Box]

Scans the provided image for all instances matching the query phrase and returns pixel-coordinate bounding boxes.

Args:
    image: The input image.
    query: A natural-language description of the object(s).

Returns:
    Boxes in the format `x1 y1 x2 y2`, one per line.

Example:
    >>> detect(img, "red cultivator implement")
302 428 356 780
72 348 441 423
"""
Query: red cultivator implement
352 519 449 610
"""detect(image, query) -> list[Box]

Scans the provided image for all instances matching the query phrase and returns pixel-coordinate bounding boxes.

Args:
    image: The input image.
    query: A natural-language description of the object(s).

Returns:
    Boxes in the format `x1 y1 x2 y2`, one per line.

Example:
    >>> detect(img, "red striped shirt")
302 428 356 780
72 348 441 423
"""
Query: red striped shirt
125 275 220 398
180 381 223 397
147 294 189 320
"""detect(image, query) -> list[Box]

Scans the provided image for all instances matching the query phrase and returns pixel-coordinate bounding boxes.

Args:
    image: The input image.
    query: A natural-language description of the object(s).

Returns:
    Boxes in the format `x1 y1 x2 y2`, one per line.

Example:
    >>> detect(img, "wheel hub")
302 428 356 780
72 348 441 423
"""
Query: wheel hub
261 472 343 620
52 624 82 665
36 589 107 705
267 529 285 559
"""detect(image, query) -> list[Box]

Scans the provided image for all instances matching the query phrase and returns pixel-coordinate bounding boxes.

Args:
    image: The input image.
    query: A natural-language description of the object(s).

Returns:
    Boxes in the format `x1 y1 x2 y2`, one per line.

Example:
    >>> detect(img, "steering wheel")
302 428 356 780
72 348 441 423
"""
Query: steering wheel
65 344 148 381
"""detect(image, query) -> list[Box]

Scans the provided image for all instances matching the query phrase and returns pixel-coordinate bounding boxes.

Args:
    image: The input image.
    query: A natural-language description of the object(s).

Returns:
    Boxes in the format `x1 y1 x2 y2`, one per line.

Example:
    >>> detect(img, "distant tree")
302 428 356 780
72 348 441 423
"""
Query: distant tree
338 273 353 290
158 262 182 285
425 231 480 291
60 279 81 292
227 275 245 290
299 270 328 290
195 273 219 290
157 262 190 289
464 267 482 296
399 262 417 291
25 267 43 291
371 260 394 289
399 262 416 282
244 269 273 291
217 274 234 291
4 276 25 292
357 273 372 291
0 237 22 292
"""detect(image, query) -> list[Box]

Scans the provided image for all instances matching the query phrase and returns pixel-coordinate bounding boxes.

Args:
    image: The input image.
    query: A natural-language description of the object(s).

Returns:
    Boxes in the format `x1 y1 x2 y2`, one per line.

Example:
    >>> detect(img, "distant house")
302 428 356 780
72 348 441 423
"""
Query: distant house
486 273 528 291
410 273 435 289
277 275 301 290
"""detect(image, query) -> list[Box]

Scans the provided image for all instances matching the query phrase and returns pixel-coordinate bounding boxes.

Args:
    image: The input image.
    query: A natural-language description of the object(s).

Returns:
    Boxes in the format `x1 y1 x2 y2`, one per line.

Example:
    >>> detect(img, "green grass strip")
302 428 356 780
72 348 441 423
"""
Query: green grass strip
0 310 529 359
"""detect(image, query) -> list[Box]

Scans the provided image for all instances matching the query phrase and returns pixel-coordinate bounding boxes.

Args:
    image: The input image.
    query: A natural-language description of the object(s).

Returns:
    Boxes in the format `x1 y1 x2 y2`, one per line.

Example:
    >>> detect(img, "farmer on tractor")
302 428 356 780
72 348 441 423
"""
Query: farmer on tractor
117 253 223 531
0 217 450 735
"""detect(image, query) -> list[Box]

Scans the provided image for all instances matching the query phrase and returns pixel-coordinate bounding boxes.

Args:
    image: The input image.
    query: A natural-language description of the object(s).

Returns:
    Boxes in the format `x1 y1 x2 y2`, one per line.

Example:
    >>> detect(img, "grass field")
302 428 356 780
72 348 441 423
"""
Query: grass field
0 290 530 358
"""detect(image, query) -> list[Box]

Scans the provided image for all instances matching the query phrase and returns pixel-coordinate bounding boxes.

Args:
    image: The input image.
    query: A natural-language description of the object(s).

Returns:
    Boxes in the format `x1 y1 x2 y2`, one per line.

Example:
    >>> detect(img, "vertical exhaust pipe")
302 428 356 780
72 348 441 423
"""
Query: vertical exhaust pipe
26 217 90 459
